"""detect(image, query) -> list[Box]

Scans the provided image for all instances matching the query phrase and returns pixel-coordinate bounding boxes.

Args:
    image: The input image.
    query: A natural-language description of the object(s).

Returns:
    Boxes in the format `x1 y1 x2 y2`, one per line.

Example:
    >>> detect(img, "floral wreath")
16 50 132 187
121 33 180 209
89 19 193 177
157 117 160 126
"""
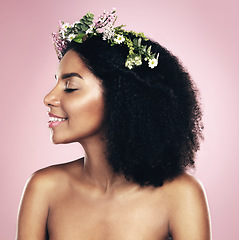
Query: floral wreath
52 9 159 69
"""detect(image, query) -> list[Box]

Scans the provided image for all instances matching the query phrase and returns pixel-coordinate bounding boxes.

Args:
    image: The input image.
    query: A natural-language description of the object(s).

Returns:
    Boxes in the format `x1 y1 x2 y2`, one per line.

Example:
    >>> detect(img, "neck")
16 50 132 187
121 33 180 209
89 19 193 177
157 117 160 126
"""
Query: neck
79 136 128 192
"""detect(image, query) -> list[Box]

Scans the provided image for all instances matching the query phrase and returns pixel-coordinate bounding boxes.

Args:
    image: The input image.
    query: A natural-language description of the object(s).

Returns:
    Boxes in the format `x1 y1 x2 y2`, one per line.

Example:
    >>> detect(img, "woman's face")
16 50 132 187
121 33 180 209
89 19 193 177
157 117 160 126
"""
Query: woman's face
44 50 105 144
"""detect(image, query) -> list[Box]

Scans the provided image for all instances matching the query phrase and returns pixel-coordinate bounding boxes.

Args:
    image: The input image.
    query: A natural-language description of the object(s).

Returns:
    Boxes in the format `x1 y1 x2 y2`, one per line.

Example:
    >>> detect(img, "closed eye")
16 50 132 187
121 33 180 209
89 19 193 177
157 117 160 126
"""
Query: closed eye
64 88 78 93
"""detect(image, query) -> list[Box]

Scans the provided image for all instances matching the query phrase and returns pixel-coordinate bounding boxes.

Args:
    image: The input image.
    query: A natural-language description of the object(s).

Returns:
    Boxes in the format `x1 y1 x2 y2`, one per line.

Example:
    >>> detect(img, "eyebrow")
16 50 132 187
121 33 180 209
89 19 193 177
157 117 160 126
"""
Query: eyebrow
55 72 83 80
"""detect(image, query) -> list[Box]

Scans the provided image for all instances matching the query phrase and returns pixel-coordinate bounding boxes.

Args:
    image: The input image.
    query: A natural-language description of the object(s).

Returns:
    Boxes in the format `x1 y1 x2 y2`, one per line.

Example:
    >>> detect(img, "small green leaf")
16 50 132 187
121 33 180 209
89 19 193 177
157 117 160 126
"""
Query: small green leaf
73 38 83 43
86 12 94 18
142 45 147 52
138 38 142 47
77 31 85 35
147 45 152 54
133 38 138 46
84 20 93 25
81 24 88 31
73 33 85 43
87 16 94 21
75 25 82 30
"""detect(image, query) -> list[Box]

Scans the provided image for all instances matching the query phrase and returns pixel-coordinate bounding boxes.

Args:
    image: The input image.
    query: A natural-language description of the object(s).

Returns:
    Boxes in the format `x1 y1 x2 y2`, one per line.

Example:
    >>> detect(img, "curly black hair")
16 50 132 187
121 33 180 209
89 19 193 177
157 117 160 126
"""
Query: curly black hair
60 34 203 187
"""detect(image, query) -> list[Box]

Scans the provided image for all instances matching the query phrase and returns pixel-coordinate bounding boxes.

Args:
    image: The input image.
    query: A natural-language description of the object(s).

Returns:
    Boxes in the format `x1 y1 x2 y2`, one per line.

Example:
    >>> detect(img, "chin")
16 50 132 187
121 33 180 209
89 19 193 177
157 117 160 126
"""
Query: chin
50 133 75 145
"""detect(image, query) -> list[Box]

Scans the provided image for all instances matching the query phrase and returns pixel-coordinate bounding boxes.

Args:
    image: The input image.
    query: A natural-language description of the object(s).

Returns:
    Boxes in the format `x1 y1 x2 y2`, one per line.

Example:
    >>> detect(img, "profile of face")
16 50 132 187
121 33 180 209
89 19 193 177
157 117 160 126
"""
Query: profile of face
44 50 106 144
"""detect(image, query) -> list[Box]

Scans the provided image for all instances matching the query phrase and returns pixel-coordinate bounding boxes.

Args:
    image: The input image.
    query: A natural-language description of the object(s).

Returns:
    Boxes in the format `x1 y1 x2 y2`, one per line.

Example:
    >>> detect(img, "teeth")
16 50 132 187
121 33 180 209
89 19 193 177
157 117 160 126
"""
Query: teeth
49 117 67 122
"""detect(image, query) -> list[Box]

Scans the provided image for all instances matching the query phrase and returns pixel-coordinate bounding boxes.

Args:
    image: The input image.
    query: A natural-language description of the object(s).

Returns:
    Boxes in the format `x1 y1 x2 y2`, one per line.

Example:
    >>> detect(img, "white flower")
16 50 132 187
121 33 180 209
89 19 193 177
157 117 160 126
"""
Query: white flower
86 26 94 34
67 33 76 42
102 26 115 40
148 58 158 69
114 34 125 44
125 58 134 69
61 23 70 32
134 56 142 66
126 64 133 70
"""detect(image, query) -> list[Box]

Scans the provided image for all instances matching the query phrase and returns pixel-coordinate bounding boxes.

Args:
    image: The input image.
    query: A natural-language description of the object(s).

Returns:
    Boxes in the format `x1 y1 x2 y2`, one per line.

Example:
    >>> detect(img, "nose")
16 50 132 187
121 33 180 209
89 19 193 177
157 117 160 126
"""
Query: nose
43 86 61 107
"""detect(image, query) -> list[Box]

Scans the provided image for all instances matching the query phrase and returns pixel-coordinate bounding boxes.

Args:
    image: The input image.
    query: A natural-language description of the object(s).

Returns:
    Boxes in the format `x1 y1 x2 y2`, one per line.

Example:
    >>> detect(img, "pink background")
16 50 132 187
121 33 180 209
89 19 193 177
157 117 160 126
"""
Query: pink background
1 0 238 239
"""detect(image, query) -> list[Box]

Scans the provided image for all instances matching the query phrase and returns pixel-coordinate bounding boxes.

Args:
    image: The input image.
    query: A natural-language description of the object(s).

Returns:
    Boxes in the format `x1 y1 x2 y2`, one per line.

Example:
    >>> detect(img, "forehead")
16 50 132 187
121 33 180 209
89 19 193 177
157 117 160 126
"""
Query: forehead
57 50 88 76
56 50 103 89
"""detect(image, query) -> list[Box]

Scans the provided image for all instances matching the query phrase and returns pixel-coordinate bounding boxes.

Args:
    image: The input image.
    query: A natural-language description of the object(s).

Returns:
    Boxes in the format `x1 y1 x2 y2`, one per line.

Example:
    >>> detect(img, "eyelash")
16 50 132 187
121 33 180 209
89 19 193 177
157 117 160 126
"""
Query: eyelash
64 88 78 93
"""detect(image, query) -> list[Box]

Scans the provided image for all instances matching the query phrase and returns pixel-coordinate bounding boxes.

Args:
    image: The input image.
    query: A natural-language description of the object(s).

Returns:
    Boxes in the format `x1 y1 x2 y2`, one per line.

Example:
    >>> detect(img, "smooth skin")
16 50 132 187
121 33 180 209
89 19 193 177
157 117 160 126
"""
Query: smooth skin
16 50 211 240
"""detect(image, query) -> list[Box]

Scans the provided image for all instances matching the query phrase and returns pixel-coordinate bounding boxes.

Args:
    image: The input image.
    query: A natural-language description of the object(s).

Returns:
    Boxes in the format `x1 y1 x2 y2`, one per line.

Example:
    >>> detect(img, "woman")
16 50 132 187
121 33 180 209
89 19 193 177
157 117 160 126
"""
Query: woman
16 9 211 240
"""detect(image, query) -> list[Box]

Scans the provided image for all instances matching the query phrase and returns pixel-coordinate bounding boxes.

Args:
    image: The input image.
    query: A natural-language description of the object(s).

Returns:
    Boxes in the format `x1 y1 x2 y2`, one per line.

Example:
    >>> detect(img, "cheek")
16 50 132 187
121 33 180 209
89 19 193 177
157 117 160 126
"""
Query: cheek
65 92 105 133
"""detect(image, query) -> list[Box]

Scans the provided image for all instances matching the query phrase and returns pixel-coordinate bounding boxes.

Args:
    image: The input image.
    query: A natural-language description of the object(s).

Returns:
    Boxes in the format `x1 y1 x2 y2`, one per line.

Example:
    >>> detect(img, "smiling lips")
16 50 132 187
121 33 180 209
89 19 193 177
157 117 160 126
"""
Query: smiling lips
48 112 68 128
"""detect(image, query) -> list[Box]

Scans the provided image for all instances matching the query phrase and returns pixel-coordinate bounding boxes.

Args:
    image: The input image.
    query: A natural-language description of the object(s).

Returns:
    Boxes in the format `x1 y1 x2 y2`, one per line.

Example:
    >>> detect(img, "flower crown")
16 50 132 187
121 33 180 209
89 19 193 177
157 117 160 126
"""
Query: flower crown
52 9 159 69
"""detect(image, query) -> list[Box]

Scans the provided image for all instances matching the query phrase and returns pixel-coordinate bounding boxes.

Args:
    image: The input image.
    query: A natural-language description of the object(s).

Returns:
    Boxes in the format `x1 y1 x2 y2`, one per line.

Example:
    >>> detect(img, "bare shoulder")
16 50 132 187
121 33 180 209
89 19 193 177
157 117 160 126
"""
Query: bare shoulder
16 158 84 240
163 172 209 216
28 158 84 190
164 172 206 197
163 173 211 240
